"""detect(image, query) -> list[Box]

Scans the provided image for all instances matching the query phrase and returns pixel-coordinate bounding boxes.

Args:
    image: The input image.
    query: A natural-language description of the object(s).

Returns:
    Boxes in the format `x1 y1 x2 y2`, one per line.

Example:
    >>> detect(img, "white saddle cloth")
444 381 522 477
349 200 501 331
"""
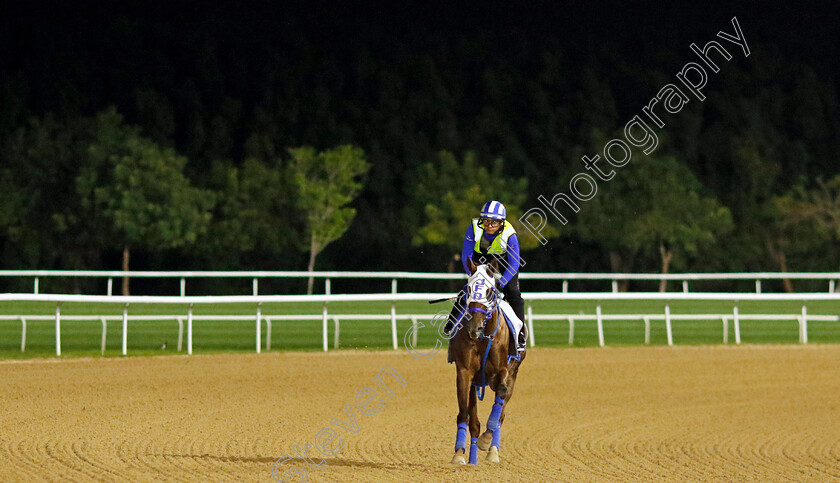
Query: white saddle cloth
499 300 523 336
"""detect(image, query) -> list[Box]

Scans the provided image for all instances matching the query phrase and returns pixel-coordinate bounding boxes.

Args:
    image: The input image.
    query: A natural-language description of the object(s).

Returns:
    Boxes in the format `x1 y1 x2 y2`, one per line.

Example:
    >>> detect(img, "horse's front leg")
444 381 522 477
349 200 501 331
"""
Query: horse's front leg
468 384 480 464
451 367 473 465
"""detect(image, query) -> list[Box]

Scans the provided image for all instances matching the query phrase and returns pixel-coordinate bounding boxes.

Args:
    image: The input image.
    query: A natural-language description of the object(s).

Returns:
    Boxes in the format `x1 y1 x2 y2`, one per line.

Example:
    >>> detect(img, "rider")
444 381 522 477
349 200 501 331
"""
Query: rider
443 200 527 350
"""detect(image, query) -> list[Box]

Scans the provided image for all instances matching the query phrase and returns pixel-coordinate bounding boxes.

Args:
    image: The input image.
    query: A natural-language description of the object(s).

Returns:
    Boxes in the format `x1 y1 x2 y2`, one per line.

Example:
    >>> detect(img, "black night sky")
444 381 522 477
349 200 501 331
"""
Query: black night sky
1 2 839 293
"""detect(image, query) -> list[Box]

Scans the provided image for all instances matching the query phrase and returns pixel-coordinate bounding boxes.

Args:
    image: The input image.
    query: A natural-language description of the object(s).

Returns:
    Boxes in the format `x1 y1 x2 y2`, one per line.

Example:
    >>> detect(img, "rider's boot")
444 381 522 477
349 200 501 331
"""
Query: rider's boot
445 294 467 336
444 310 461 336
517 325 527 352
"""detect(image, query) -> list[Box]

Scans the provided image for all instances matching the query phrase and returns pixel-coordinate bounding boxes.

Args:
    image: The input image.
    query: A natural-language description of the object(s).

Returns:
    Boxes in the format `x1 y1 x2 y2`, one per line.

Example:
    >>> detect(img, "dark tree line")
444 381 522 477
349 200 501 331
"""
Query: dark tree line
1 5 839 293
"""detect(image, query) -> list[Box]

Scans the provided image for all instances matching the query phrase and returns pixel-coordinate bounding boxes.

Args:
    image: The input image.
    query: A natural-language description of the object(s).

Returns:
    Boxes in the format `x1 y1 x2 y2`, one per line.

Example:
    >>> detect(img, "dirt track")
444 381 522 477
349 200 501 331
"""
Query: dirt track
1 345 839 481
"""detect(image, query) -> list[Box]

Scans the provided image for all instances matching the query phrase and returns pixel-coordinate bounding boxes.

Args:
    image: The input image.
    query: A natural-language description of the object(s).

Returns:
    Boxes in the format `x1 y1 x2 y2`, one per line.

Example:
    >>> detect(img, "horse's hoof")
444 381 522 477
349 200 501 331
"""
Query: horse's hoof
477 430 493 451
451 452 467 465
486 446 500 463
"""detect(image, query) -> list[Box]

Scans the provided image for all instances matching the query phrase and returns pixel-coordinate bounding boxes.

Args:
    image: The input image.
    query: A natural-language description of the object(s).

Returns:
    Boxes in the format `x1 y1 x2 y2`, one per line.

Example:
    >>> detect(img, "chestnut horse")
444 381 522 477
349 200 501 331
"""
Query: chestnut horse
450 259 525 465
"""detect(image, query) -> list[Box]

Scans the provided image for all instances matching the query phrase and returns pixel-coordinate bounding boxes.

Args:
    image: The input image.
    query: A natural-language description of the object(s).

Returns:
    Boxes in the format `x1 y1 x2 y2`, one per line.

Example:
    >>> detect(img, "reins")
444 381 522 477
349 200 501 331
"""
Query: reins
468 304 501 401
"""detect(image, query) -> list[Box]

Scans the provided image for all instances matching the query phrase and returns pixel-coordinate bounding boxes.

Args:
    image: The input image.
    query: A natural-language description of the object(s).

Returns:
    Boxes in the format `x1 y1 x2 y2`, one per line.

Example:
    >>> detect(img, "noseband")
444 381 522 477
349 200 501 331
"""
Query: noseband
467 306 493 338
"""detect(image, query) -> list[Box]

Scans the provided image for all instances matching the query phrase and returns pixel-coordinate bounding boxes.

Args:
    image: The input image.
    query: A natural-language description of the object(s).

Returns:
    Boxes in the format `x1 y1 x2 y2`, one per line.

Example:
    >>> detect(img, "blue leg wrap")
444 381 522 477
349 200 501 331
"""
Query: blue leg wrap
491 424 501 448
469 437 478 464
474 384 485 401
455 423 467 451
486 396 504 431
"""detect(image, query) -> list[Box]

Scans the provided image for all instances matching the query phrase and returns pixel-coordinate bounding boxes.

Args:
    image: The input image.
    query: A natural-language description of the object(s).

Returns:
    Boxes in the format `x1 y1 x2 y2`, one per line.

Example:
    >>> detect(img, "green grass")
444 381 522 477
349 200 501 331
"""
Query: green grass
1 299 838 358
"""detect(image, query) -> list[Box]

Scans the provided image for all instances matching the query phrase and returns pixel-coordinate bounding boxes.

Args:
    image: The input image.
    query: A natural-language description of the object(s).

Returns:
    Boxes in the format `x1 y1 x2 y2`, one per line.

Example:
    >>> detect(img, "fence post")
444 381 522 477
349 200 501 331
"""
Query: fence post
334 317 341 349
187 304 193 355
390 279 398 350
253 278 259 296
100 317 107 355
255 303 262 354
611 281 618 293
722 317 728 344
665 305 673 346
733 306 741 344
322 279 330 352
643 316 650 345
682 281 689 293
596 305 604 347
829 280 835 294
107 278 113 296
411 316 419 349
34 277 39 294
55 303 61 356
567 316 574 346
562 280 568 293
20 317 26 352
527 304 535 347
755 280 761 294
265 318 272 351
799 304 808 344
177 317 183 352
122 304 129 355
322 304 329 352
180 278 186 297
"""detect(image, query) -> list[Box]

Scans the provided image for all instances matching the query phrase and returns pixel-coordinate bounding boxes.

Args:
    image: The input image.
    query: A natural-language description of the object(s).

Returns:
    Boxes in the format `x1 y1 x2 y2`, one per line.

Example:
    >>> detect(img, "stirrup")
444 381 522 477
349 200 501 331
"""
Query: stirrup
517 329 527 351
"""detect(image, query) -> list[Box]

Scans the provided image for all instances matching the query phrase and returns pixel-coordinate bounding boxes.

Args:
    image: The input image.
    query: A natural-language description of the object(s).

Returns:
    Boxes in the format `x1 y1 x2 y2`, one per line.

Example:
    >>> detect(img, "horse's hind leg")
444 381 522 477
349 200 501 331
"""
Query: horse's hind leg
485 362 524 460
484 367 511 463
476 392 505 451
478 371 509 452
477 428 493 451
499 367 520 427
484 392 505 463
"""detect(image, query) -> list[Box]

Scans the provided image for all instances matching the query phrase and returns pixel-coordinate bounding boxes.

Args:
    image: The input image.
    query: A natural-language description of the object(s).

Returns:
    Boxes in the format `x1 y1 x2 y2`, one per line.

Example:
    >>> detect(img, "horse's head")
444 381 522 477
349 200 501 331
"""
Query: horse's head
463 259 500 340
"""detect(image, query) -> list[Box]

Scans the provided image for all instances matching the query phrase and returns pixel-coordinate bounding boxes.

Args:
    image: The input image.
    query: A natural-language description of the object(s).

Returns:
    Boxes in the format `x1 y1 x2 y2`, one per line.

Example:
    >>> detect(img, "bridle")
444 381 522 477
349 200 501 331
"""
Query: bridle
466 266 500 339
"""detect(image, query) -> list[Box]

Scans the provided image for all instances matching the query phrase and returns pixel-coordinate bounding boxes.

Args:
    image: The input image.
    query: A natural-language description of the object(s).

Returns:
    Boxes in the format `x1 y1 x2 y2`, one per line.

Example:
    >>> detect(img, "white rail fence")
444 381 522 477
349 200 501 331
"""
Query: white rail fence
1 292 838 356
3 270 840 295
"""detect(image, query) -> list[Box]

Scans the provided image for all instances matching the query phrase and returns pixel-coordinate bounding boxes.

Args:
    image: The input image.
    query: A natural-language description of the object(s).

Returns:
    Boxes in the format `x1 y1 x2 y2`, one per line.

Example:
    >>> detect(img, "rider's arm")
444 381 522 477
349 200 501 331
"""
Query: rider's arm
498 233 521 287
461 224 476 274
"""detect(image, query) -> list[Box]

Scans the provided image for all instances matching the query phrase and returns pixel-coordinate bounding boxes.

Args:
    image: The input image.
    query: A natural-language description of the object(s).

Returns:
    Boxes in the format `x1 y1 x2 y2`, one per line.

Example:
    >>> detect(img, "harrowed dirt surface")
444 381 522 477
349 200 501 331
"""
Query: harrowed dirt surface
1 345 839 482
